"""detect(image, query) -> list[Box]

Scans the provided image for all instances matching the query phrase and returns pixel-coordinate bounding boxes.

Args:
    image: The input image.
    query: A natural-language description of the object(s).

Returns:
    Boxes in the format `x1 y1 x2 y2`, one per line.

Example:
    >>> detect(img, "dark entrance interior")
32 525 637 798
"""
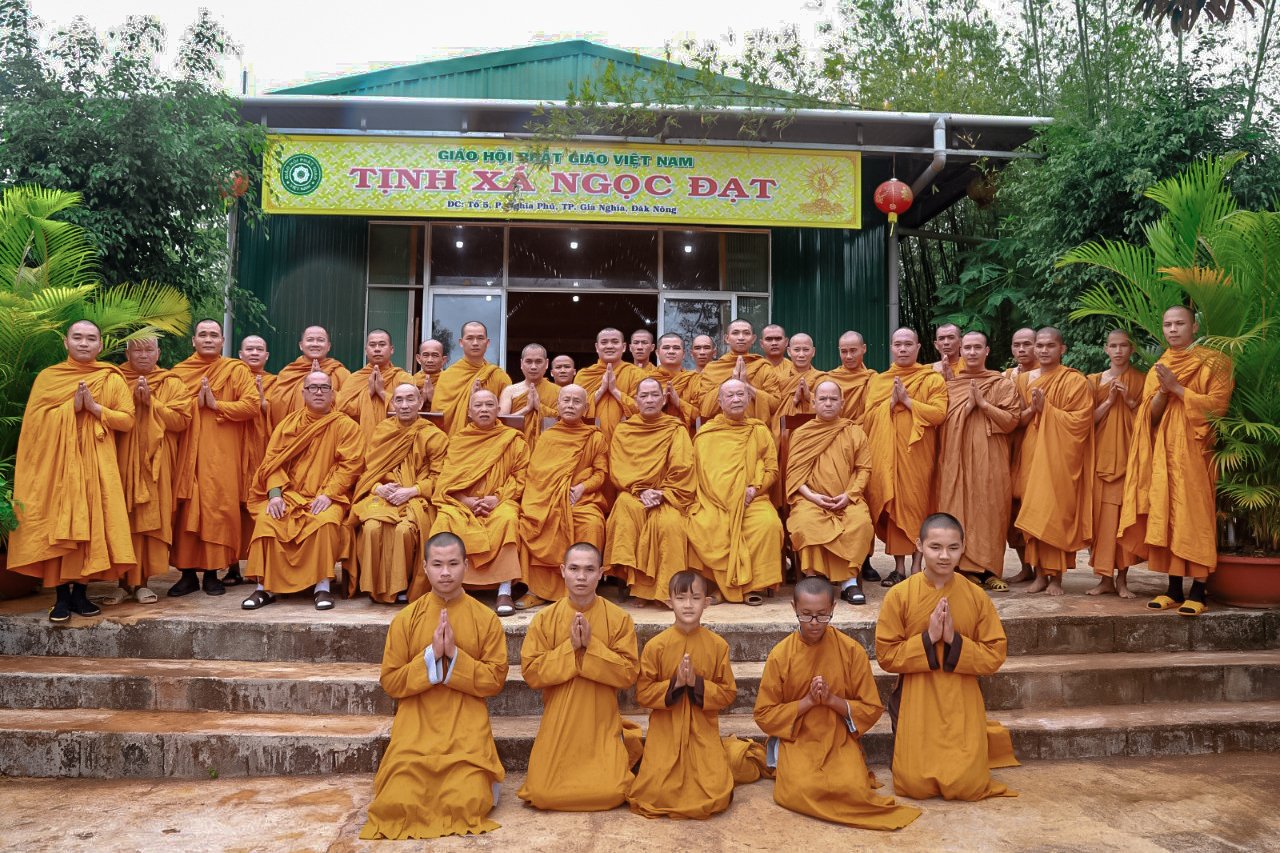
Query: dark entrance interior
504 292 659 381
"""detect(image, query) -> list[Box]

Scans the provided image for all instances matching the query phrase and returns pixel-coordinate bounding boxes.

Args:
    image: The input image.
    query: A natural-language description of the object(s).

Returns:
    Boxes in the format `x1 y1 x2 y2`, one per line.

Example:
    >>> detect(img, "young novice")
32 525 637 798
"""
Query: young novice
628 570 753 819
754 576 921 830
518 542 641 811
360 532 509 840
876 513 1019 800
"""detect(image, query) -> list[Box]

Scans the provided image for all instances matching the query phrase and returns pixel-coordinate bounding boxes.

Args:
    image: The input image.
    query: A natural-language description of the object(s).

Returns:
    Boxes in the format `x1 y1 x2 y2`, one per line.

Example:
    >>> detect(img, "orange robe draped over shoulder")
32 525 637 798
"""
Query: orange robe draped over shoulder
1088 367 1146 574
826 365 877 425
698 353 779 423
687 416 783 602
650 366 703 426
518 596 640 811
360 591 508 840
574 361 643 441
336 363 415 447
773 366 830 426
785 418 873 583
520 421 609 601
8 359 136 584
432 359 511 438
1119 348 1233 579
876 571 1019 800
507 377 558 448
268 355 350 426
754 628 921 830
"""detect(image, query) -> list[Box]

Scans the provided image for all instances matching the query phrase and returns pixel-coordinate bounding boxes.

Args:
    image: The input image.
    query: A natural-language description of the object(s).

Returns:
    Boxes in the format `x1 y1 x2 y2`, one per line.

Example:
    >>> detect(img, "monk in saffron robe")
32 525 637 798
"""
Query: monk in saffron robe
430 390 528 615
1122 306 1234 616
1017 328 1095 597
519 543 641 811
876 513 1019 801
773 333 829 424
1088 330 1146 598
936 332 1021 589
606 378 695 605
267 325 350 426
349 383 448 604
550 354 576 387
520 385 609 604
233 334 275 584
336 329 414 447
8 320 134 622
115 337 191 603
414 338 444 412
690 334 716 373
171 319 260 597
430 320 510 437
650 333 703 426
629 571 758 819
760 323 792 379
786 381 873 604
755 577 921 830
499 343 558 449
688 379 783 605
827 331 877 424
360 532 508 840
1004 327 1038 584
241 371 362 612
575 327 643 442
629 328 659 375
864 328 948 587
699 320 780 423
931 322 962 377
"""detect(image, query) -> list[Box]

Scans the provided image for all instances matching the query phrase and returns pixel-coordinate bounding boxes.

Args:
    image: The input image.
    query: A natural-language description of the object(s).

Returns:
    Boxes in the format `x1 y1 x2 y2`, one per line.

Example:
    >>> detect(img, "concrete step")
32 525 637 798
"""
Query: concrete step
2 701 1277 779
3 650 1276 718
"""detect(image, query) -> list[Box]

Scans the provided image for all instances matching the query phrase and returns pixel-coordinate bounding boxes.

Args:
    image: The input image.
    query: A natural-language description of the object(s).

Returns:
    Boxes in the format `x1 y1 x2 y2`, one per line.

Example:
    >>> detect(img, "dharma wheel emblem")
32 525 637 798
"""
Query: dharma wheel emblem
281 153 322 196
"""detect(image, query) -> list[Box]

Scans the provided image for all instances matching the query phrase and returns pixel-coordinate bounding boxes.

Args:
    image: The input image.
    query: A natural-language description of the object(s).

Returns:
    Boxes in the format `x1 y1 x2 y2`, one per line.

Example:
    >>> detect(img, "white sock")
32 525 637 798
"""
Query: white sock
315 578 330 593
841 578 859 591
395 592 408 603
255 583 265 592
498 581 512 597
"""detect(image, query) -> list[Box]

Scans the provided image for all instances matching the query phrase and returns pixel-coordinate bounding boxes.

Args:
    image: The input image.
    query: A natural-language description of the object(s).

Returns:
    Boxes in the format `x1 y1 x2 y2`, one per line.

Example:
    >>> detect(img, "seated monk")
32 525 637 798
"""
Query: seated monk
414 338 444 412
432 321 511 437
336 329 414 447
114 336 191 604
687 379 784 606
786 381 874 606
773 333 828 425
754 576 921 830
519 385 608 607
629 328 659 375
7 320 134 622
519 543 641 811
429 390 528 616
360 532 509 840
267 325 350 426
575 327 643 442
498 343 558 449
699 320 779 423
690 334 716 373
241 371 362 612
605 377 695 605
876 513 1019 800
349 383 448 604
550 354 576 387
650 333 702 426
233 334 276 586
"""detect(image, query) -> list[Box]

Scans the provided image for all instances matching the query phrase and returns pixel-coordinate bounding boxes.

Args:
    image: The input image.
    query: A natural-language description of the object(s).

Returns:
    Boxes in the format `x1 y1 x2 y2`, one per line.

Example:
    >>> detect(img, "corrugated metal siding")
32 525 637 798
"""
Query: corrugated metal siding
236 215 368 373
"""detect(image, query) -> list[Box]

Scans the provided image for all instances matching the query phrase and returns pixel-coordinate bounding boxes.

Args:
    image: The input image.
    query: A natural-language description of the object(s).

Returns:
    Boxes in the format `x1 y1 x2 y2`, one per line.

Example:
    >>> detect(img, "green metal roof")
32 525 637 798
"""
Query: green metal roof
272 39 793 103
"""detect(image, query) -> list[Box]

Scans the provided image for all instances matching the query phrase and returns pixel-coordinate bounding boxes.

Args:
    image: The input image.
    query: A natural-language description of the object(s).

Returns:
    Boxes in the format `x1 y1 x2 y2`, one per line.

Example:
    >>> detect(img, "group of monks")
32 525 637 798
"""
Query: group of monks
363 515 1016 839
6 303 1231 622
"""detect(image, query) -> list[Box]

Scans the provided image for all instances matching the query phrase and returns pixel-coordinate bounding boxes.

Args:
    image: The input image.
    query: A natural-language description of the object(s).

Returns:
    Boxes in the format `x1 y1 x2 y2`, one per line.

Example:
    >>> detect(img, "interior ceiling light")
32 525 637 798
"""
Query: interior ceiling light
455 240 464 249
684 244 693 253
572 295 580 302
569 240 579 250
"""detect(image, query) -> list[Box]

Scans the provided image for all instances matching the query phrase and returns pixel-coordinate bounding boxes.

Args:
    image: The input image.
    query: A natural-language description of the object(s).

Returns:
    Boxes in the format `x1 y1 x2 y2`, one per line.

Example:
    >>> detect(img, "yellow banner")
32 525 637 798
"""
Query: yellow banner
263 135 860 229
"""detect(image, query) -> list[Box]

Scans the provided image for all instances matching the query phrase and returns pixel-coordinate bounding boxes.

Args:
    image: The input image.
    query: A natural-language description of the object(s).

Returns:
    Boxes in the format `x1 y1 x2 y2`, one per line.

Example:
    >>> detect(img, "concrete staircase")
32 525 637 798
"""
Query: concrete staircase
0 578 1277 779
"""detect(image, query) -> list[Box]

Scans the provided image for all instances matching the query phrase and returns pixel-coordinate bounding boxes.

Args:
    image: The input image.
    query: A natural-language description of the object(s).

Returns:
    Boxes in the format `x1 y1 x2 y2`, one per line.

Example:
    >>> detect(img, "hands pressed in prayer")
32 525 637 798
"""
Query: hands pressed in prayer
267 495 287 520
198 377 219 411
891 377 910 412
309 494 332 515
964 380 981 415
134 376 152 407
256 373 268 412
77 381 102 417
369 365 386 399
432 613 447 661
568 483 585 506
675 654 696 688
419 373 434 406
733 356 747 383
928 599 947 644
311 358 322 372
794 378 809 406
440 609 456 660
941 599 955 645
526 381 540 415
1154 363 1183 397
1030 387 1045 414
941 359 955 381
665 381 681 410
639 488 664 509
570 612 592 650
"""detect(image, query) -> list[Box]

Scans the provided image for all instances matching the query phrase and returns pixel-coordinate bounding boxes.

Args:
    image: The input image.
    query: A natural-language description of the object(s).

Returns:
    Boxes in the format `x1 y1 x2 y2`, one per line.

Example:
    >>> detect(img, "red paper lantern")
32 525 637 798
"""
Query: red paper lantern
222 170 250 200
873 178 913 230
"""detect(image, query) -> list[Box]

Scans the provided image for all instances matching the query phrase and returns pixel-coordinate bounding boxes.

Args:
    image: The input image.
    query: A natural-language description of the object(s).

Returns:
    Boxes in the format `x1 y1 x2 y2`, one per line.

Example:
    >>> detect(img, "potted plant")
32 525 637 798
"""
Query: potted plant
1063 153 1280 607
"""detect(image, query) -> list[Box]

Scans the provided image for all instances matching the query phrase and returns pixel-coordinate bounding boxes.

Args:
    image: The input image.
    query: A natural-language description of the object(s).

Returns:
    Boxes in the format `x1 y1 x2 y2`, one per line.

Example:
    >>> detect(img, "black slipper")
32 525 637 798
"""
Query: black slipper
841 586 866 605
880 571 905 588
241 590 276 610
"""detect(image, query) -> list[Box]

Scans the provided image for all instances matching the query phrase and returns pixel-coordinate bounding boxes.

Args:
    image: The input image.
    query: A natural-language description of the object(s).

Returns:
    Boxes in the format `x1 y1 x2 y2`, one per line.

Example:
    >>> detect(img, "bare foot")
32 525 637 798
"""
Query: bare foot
1008 566 1036 584
1025 573 1049 594
1087 577 1116 596
1116 570 1135 599
1046 575 1064 596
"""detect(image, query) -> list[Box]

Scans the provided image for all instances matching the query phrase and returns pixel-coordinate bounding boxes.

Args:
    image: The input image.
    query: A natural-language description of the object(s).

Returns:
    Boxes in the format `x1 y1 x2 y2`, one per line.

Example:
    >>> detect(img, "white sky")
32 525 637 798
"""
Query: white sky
26 0 825 94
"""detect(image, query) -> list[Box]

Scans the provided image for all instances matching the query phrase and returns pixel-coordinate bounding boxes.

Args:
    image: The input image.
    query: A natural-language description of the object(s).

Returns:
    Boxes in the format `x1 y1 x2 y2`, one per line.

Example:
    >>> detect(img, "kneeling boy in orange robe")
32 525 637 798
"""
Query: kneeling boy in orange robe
360 532 509 840
519 542 641 811
628 570 764 819
754 577 921 830
876 512 1019 800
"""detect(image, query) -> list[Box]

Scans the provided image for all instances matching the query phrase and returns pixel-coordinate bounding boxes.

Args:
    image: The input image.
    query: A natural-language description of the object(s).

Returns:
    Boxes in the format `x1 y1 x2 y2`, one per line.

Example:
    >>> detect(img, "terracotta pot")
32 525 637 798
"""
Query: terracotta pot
1208 552 1280 609
0 549 40 601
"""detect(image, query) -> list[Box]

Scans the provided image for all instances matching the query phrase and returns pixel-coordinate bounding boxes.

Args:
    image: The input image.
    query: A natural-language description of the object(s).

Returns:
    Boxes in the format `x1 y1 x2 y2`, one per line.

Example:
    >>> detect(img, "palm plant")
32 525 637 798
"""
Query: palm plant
1133 0 1263 33
1062 154 1280 553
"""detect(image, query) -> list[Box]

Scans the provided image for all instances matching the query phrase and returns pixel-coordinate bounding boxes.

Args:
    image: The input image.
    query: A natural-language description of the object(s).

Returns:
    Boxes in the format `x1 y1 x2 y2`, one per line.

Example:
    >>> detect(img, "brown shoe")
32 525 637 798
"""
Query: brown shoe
514 592 546 610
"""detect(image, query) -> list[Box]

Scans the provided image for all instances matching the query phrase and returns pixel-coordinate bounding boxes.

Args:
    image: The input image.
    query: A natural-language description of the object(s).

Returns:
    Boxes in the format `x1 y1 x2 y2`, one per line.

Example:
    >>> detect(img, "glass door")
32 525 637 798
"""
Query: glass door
659 294 732 370
425 289 506 368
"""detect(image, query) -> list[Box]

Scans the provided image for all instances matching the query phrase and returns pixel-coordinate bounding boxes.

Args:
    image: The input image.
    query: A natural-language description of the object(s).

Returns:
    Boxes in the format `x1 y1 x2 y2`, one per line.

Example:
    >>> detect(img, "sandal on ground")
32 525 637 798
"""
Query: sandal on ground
134 587 158 604
496 594 515 617
314 590 336 611
880 570 905 588
222 567 245 587
241 590 276 611
706 593 724 606
100 587 130 606
1177 599 1207 617
983 576 1010 592
1147 594 1181 611
841 586 867 606
514 592 546 611
744 592 765 607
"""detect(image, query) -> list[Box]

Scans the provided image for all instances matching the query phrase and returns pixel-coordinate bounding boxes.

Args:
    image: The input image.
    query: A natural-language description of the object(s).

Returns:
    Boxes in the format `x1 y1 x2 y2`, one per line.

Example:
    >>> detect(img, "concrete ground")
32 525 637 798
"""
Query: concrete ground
2 753 1277 852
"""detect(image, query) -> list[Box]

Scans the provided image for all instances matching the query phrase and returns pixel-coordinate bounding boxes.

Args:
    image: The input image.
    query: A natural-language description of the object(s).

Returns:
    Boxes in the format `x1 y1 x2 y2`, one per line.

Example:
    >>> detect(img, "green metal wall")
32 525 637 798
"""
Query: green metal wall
235 215 368 373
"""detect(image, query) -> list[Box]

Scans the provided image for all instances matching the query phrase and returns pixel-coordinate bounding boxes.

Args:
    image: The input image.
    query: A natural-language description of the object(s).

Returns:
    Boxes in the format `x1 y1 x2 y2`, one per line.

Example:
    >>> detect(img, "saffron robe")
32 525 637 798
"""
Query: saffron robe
936 368 1021 573
336 362 415 447
360 591 508 840
785 417 873 583
117 366 191 584
506 377 558 448
628 625 738 819
754 628 921 830
8 359 135 584
429 423 528 586
240 369 276 561
687 416 783 602
1088 367 1146 574
414 368 440 412
349 418 448 603
267 355 350 426
864 364 948 554
698 352 779 423
520 421 609 601
246 410 363 593
170 354 260 570
1119 347 1234 579
574 360 644 442
773 366 830 425
1005 368 1034 560
826 364 877 424
432 358 510 438
518 596 640 811
649 366 703 426
876 571 1019 800
605 414 696 602
1015 366 1095 573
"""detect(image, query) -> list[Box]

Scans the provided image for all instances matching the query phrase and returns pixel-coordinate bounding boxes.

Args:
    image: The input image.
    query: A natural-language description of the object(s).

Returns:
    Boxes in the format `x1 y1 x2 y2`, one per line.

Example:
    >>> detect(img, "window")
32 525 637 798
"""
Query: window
508 226 657 290
429 292 503 366
430 224 504 288
662 230 720 291
662 297 731 369
368 224 421 285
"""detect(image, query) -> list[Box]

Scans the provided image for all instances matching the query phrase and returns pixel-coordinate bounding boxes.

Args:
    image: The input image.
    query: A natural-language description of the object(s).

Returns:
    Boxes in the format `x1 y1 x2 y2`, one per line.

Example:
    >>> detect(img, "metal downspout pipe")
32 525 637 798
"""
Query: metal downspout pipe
889 117 947 332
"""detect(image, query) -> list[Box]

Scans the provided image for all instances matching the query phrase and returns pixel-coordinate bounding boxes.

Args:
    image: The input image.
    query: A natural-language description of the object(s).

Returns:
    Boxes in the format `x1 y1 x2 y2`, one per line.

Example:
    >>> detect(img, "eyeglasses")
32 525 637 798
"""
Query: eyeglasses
303 385 332 393
796 613 833 624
